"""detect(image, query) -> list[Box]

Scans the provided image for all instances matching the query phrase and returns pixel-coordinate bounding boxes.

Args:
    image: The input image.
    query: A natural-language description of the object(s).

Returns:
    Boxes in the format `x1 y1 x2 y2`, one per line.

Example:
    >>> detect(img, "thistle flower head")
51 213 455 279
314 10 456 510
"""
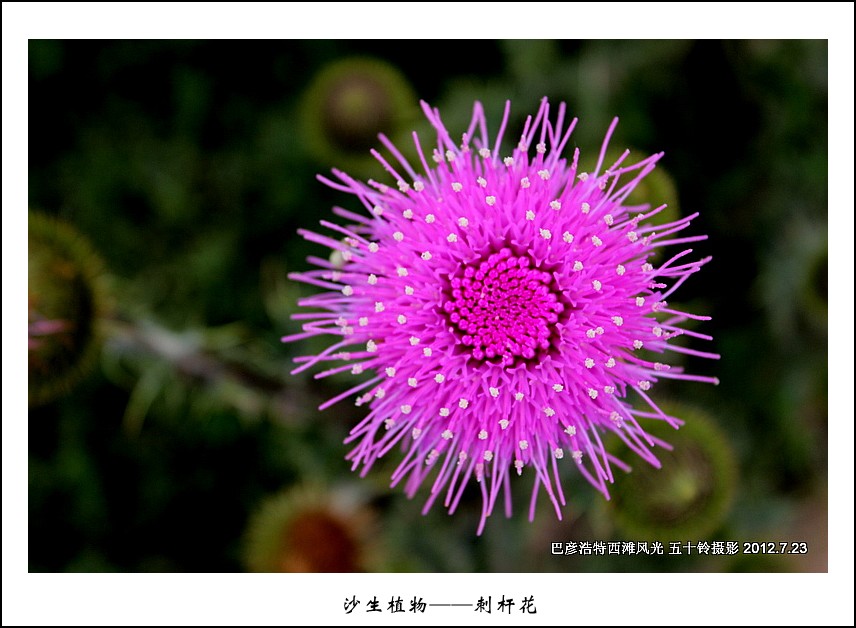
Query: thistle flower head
285 98 718 534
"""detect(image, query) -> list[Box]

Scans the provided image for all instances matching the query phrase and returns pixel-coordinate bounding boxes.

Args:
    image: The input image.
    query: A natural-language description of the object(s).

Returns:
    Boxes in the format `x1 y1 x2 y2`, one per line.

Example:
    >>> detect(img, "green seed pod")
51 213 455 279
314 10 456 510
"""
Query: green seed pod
28 212 109 405
300 57 418 179
608 401 737 542
242 484 378 572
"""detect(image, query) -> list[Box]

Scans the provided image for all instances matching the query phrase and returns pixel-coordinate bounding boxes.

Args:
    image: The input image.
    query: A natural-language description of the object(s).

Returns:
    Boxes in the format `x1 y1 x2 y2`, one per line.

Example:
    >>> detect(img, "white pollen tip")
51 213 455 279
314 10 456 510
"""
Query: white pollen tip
351 365 364 375
342 285 354 296
400 404 412 414
540 228 552 240
368 242 379 253
489 387 500 398
412 181 424 192
397 180 410 192
434 374 445 383
374 302 384 312
596 326 604 335
591 235 603 247
367 274 378 285
642 263 654 272
538 169 550 180
423 347 433 357
543 407 556 417
478 148 491 158
484 450 494 461
384 419 395 429
372 205 384 216
572 450 583 463
562 231 574 243
573 261 584 272
519 440 529 450
499 419 509 430
581 202 591 214
445 149 456 162
605 357 616 368
366 340 377 353
584 358 595 369
633 340 644 350
442 429 453 440
409 336 420 345
653 327 664 337
477 177 487 188
485 196 496 206
412 428 422 439
550 200 562 210
592 280 602 291
586 329 596 339
627 231 638 242
447 233 458 243
397 314 407 324
396 267 408 277
638 380 652 391
514 392 524 401
588 388 598 399
554 448 564 459
439 407 450 417
636 297 645 306
515 460 524 475
457 217 469 228
458 398 469 409
536 142 547 154
405 286 414 295
375 388 385 398
612 316 624 326
520 177 531 188
478 429 488 440
564 425 577 436
604 214 614 225
552 384 564 392
358 317 368 327
503 157 514 166
421 251 432 260
403 209 414 219
451 182 463 192
385 367 396 377
578 172 589 181
408 377 418 388
616 264 626 275
425 214 435 224
393 231 404 242
526 210 536 221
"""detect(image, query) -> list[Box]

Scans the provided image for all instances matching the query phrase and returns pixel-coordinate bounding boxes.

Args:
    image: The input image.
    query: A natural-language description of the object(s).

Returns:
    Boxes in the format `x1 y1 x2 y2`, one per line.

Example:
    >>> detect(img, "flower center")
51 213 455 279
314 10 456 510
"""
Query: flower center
442 248 565 365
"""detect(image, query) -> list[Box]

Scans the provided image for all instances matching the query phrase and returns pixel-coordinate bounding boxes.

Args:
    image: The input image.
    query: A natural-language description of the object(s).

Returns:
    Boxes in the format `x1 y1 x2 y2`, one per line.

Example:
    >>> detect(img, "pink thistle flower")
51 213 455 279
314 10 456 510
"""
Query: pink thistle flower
28 304 71 351
285 98 718 534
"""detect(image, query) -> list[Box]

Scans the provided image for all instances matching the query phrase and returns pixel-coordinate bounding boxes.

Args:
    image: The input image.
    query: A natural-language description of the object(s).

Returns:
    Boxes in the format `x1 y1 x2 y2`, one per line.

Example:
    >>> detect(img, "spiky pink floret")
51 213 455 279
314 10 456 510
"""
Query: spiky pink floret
285 98 718 534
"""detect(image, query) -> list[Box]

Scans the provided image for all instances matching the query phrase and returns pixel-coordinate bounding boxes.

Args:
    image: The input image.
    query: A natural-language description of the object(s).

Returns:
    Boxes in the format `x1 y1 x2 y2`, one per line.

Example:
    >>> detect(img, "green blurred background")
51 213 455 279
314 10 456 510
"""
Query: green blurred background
28 40 827 573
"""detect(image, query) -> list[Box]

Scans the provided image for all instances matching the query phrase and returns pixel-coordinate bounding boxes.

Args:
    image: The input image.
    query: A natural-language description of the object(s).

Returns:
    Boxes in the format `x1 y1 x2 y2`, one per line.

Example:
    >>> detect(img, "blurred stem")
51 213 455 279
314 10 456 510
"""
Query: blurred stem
103 316 314 432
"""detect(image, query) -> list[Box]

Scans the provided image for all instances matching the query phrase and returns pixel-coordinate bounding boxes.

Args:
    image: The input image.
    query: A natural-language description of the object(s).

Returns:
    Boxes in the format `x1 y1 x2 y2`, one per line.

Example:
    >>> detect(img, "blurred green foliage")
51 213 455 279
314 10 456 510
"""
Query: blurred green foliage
28 40 827 572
